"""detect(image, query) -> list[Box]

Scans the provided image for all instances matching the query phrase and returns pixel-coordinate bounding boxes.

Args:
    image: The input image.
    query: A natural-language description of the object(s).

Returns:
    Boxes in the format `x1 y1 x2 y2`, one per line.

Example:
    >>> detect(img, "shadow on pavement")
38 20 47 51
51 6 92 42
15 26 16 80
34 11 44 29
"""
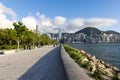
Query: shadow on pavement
18 46 67 80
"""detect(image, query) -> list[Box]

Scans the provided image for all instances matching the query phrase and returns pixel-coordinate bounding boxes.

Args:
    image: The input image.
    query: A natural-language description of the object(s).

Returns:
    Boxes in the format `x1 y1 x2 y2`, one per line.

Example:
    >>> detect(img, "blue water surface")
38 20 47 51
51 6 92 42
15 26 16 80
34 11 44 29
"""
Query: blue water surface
67 43 120 69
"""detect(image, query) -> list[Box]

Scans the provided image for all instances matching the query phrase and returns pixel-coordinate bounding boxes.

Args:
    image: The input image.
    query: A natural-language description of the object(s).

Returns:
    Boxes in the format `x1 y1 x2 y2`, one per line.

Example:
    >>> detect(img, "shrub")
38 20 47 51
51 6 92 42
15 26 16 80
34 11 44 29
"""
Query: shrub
91 66 103 80
113 77 120 80
68 51 82 61
81 61 91 69
63 44 83 61
1 45 17 50
92 72 102 80
63 44 77 52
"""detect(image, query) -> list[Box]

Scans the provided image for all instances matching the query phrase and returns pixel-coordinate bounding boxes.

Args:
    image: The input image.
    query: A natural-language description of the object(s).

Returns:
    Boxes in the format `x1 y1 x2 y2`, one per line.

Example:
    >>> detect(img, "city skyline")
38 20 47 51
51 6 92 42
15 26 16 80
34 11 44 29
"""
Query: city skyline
0 0 120 33
48 27 120 43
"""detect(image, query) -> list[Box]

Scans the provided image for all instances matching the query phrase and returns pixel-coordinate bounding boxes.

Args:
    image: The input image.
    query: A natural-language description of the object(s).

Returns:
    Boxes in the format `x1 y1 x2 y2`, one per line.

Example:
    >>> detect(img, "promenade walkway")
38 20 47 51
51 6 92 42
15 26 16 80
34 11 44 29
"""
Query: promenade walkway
0 46 67 80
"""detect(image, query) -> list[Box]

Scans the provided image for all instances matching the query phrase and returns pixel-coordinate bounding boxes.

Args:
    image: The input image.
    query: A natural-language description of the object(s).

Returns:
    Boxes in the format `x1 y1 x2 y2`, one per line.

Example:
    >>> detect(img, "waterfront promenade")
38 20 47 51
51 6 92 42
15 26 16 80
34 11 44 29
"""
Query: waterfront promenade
0 45 92 80
0 46 67 80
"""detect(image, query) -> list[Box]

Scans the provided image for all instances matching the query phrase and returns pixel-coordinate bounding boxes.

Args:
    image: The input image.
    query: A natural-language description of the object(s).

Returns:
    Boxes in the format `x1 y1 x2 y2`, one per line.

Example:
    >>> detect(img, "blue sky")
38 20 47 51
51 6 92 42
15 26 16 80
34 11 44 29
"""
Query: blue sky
0 0 120 33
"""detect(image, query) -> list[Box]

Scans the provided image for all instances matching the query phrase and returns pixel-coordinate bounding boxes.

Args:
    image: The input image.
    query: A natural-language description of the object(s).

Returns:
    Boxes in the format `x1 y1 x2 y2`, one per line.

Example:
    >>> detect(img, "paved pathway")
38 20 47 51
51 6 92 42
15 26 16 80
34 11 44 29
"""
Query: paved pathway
0 46 67 80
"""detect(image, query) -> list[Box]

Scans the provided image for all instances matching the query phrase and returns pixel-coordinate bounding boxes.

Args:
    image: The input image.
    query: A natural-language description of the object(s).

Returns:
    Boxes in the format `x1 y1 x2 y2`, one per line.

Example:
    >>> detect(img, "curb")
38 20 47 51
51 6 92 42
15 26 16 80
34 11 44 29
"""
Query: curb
60 46 92 80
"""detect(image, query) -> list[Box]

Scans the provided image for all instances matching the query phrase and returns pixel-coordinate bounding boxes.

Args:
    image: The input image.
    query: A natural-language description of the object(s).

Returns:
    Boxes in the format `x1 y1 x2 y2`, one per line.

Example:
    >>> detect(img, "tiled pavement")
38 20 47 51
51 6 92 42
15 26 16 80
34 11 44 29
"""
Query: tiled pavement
0 46 67 80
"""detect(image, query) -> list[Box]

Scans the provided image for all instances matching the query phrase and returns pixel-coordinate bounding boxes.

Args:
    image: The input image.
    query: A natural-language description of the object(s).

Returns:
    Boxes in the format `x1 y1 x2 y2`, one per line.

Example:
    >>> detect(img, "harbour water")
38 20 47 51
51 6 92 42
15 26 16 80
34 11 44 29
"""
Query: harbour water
67 43 120 69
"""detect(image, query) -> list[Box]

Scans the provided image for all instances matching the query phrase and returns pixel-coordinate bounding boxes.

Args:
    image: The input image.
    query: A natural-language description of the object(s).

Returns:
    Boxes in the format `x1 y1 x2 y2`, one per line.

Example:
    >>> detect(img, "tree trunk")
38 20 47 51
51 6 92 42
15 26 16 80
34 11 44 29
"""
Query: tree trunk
17 40 20 51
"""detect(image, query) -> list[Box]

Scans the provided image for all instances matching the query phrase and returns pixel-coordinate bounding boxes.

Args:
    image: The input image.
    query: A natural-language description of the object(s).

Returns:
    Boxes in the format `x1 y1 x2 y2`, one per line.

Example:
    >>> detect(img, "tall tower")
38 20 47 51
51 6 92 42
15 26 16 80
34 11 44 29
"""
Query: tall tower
58 30 61 40
58 30 62 43
36 25 38 33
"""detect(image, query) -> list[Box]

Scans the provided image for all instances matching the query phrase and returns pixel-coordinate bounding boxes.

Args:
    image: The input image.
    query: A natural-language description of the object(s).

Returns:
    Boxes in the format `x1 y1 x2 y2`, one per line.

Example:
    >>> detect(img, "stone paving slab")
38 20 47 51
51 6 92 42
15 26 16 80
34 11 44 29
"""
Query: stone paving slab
0 46 67 80
19 46 67 80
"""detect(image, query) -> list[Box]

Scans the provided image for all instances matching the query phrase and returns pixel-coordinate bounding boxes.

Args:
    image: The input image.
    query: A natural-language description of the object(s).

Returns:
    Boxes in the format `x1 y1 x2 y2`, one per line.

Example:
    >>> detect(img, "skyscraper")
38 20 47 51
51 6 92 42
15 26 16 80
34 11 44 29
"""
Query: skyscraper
58 30 62 40
36 25 38 33
58 30 62 43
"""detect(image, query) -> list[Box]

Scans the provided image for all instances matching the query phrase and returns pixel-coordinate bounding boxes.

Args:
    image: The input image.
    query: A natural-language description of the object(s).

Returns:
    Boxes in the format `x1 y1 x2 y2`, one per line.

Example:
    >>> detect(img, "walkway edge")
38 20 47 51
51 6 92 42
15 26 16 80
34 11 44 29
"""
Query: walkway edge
60 45 92 80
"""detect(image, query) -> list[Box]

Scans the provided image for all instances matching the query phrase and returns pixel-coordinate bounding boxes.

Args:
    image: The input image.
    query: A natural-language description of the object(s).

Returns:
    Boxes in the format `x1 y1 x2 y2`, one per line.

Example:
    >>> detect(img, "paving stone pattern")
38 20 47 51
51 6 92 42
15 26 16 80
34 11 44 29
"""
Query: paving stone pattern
0 46 67 80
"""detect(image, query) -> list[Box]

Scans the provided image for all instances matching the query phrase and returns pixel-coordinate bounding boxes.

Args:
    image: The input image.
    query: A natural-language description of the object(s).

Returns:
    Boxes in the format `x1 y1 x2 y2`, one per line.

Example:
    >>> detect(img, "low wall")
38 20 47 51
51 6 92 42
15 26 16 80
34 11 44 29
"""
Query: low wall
60 46 92 80
3 50 16 55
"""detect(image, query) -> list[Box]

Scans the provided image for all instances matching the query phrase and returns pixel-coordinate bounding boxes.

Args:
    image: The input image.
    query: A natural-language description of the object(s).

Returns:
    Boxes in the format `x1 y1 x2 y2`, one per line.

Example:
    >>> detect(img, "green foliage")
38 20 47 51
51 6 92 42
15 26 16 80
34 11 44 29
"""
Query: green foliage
63 44 77 52
80 61 91 68
0 22 57 50
0 28 17 45
0 45 17 50
113 77 120 80
92 73 102 80
63 44 83 61
91 66 103 80
68 51 81 60
39 34 58 46
13 22 28 40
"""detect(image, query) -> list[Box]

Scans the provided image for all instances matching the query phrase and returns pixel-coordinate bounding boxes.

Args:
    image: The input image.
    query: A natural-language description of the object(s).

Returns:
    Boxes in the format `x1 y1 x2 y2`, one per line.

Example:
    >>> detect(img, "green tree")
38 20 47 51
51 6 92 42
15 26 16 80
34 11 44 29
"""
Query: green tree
0 28 17 49
23 30 37 45
0 21 57 50
13 22 28 50
4 28 17 46
0 29 6 46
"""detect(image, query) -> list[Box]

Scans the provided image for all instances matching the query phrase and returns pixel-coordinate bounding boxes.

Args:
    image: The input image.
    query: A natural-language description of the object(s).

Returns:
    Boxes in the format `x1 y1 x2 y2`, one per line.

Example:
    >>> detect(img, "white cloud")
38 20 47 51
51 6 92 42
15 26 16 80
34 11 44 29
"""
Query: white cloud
68 18 117 28
40 21 52 27
21 12 118 33
67 18 117 33
36 13 52 27
22 13 55 33
84 18 117 28
53 16 67 26
0 2 17 19
0 3 17 28
69 18 84 27
22 16 36 30
0 13 15 28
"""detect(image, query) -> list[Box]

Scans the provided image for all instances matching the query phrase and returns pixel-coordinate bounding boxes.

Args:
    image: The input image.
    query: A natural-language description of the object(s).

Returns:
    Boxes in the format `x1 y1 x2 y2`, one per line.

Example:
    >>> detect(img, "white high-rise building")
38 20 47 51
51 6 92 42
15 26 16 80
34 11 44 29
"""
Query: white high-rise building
58 30 62 41
36 25 38 32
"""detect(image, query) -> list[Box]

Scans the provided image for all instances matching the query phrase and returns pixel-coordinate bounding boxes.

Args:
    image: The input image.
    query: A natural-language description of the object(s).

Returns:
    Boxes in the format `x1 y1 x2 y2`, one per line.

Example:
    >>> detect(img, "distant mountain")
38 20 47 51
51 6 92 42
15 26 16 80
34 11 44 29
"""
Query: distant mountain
75 27 119 35
104 30 119 34
75 27 101 36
